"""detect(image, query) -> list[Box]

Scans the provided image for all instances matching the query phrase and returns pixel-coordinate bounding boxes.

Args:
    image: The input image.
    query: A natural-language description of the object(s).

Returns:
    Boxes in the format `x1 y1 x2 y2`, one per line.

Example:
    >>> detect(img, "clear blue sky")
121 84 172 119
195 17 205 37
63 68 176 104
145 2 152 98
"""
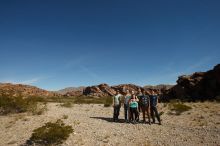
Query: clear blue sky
0 0 220 91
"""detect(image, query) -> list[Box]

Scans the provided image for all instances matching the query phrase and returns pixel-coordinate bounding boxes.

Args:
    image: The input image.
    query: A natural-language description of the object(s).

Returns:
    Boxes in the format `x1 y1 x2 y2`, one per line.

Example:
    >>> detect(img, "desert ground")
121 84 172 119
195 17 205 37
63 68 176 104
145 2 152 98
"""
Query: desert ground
0 102 220 146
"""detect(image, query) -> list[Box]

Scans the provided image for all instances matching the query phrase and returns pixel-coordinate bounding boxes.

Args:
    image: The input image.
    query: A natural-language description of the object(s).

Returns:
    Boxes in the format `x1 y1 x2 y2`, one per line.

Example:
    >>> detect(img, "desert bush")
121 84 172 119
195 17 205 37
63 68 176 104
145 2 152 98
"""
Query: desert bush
159 111 164 116
104 97 112 107
31 102 47 115
74 96 107 104
28 119 73 146
62 115 68 119
168 102 192 115
0 95 36 115
60 102 73 108
0 93 46 115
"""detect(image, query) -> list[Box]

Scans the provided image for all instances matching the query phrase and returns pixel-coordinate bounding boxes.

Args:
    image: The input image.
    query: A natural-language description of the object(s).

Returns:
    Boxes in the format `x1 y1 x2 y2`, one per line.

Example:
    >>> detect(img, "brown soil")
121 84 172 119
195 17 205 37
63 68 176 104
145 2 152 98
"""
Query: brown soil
0 102 220 146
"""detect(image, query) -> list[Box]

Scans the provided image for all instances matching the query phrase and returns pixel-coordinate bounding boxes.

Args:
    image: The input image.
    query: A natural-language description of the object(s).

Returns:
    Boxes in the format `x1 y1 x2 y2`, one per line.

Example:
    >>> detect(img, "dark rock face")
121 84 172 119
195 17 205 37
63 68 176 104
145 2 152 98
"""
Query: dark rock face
168 64 220 101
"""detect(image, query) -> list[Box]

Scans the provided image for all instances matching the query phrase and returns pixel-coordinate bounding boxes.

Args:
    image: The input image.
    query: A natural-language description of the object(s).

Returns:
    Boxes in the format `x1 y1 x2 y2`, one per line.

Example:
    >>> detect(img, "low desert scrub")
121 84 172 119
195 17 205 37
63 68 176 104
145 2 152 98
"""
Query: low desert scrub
0 94 46 115
168 101 192 115
27 119 73 146
74 96 108 104
73 120 80 125
60 102 73 108
104 97 113 107
62 115 68 119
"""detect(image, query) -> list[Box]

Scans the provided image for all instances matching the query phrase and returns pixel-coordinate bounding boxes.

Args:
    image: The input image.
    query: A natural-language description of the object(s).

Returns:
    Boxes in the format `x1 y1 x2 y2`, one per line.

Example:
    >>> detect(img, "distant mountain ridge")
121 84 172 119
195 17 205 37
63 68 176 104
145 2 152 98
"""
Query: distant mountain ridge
1 64 219 100
57 86 85 95
0 83 59 98
60 83 174 97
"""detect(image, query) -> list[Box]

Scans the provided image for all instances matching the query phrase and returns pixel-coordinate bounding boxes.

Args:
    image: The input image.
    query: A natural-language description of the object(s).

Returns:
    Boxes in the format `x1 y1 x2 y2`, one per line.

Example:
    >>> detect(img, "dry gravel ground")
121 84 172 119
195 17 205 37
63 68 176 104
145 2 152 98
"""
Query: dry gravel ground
0 102 220 146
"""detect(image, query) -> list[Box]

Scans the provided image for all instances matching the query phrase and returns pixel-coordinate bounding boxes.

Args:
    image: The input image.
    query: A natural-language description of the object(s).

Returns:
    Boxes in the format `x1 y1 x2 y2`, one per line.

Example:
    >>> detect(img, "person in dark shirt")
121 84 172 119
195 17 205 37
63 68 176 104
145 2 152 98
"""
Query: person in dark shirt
149 90 161 125
139 89 151 124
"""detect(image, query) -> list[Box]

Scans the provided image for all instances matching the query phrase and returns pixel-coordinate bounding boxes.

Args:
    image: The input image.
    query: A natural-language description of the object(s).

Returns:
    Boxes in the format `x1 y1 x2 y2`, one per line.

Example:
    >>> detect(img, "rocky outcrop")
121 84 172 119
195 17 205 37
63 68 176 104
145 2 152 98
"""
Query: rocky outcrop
82 83 164 97
112 84 143 94
83 84 115 97
0 83 60 98
168 64 220 101
144 84 174 91
57 86 85 96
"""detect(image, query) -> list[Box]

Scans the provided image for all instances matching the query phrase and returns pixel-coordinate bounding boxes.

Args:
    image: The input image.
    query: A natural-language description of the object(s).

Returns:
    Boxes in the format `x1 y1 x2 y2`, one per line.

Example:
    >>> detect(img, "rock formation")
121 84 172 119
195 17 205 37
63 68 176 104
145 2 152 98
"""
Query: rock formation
57 86 85 96
82 83 164 97
83 84 115 97
0 83 60 98
167 64 220 101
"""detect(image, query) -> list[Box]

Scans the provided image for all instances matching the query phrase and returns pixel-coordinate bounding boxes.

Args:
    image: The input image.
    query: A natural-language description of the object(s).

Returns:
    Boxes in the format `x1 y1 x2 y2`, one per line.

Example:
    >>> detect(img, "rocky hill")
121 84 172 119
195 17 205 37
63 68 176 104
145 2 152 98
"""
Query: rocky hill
0 83 59 98
144 84 174 91
81 84 167 97
61 83 174 97
57 86 85 95
167 64 220 101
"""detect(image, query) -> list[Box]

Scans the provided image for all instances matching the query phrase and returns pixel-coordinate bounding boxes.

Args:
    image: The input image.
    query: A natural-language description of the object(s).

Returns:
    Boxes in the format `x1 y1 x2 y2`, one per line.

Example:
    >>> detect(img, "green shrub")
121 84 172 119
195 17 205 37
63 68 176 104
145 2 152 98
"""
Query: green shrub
31 102 47 115
60 102 73 108
168 102 192 115
104 97 112 107
29 119 73 146
0 94 46 115
62 115 68 119
74 96 106 104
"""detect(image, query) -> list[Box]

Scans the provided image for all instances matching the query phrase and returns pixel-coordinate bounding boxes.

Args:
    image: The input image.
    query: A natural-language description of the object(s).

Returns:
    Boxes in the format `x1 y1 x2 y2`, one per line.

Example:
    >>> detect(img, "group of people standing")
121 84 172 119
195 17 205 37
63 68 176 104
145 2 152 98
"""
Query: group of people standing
112 89 161 125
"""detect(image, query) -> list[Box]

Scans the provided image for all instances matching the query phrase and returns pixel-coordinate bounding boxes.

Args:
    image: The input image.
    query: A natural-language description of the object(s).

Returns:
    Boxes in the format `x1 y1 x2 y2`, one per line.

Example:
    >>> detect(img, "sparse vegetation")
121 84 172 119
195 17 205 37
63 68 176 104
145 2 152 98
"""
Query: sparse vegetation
0 93 46 115
45 96 112 105
104 97 113 107
28 119 73 146
168 102 192 115
62 115 68 119
74 96 105 104
60 102 73 108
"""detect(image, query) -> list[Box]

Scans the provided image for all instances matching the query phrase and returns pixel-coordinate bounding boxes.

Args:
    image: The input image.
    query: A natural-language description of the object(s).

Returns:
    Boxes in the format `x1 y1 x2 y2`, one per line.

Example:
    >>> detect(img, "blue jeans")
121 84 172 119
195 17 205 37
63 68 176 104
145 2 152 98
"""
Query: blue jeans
150 106 161 123
113 105 120 121
124 104 129 120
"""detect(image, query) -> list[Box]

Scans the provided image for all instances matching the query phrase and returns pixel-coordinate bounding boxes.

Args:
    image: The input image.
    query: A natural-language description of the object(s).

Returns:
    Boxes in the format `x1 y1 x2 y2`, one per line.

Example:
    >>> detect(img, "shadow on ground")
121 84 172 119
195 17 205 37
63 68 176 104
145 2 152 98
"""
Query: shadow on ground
90 117 125 123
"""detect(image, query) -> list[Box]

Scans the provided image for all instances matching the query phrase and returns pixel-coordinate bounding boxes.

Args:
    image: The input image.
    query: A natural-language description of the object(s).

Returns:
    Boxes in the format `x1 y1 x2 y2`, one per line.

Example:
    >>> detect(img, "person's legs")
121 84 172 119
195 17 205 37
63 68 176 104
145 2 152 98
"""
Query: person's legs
137 104 140 121
113 106 117 121
130 107 134 121
116 105 120 120
141 106 146 122
124 104 128 121
134 107 139 122
128 107 130 121
150 107 155 123
146 107 151 125
153 106 161 124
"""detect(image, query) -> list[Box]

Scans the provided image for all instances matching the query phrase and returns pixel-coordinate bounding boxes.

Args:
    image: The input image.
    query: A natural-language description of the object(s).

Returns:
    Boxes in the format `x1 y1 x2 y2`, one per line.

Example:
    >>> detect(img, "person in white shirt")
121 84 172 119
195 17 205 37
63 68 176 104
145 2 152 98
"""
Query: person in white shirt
112 90 122 122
